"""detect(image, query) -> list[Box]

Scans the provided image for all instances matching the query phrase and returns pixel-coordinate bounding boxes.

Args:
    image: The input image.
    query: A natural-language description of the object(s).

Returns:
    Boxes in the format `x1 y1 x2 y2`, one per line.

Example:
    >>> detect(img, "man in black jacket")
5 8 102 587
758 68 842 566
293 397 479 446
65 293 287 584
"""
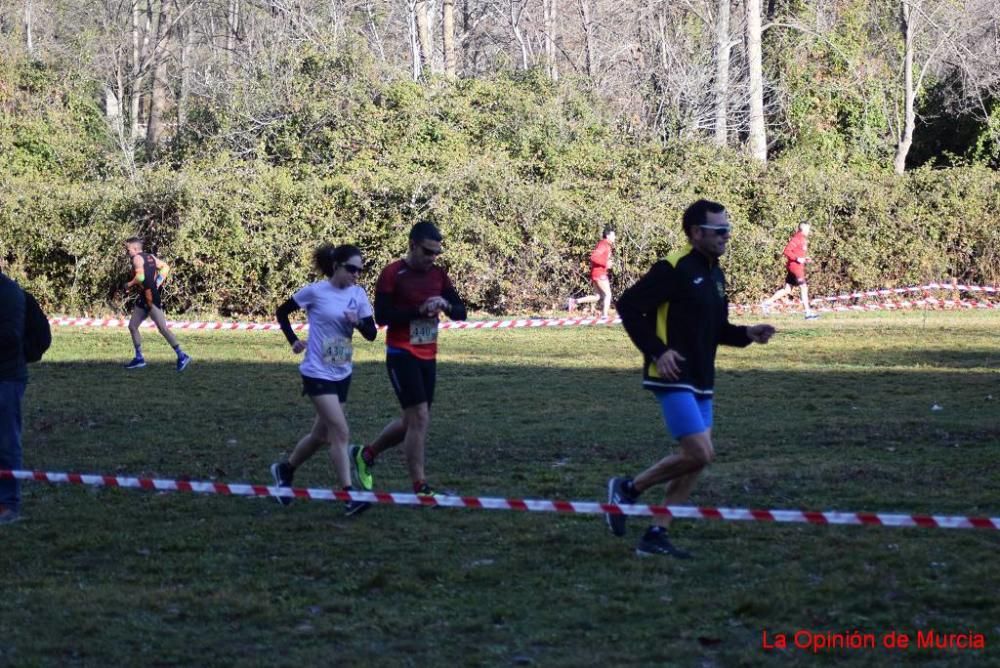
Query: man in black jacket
606 200 775 557
0 270 28 524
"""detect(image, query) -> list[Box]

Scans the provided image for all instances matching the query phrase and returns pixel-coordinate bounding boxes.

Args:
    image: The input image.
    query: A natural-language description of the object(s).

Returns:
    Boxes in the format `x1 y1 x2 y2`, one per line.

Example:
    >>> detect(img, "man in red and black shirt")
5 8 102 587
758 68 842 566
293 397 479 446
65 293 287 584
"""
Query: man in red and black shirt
762 222 818 319
568 226 615 318
351 222 466 498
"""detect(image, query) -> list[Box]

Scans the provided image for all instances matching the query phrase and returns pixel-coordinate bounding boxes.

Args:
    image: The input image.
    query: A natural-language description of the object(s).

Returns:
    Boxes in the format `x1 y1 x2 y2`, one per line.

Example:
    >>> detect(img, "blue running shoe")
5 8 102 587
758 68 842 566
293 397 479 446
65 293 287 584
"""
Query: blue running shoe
177 353 192 372
125 356 146 370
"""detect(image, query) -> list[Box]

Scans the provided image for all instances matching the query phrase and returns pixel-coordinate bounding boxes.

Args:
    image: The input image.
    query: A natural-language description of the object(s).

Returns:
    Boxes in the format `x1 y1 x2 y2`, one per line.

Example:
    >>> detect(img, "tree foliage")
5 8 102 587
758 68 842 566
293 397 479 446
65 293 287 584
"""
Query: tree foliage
1 50 997 316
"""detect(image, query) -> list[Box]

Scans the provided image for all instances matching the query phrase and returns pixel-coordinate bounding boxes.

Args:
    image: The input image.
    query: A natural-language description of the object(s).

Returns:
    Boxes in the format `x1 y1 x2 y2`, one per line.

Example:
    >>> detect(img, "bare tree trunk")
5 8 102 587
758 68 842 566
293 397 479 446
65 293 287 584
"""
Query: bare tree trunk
415 0 434 75
894 0 915 174
178 16 193 131
510 0 529 70
226 0 240 69
408 0 422 80
443 0 456 77
714 0 731 146
146 0 173 151
130 0 144 142
746 0 767 163
24 0 34 57
544 0 557 80
366 0 387 62
578 0 595 77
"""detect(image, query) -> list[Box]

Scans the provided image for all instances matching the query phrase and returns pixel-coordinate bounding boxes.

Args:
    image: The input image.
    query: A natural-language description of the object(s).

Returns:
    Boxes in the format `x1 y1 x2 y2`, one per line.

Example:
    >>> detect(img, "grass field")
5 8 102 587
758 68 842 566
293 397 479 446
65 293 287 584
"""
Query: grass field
3 310 998 666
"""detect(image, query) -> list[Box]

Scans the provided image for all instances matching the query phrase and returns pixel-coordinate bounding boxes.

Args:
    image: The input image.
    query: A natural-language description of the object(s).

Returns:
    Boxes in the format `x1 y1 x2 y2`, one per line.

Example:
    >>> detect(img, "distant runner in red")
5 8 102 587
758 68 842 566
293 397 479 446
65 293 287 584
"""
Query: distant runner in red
350 221 467 498
761 222 818 319
568 226 616 318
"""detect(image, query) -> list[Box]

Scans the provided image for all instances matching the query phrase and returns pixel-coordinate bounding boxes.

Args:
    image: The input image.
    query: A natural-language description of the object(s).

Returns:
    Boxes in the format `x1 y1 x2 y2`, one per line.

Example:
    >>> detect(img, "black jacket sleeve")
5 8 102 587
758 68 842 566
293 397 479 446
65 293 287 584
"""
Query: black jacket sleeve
374 292 422 327
356 316 378 341
616 261 678 361
719 300 752 347
441 284 467 321
275 297 301 346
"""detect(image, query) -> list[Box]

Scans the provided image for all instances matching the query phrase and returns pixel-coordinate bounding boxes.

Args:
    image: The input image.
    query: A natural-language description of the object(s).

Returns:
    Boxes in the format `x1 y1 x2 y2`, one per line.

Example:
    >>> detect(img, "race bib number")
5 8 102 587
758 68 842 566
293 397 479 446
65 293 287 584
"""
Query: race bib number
410 318 438 345
322 336 353 365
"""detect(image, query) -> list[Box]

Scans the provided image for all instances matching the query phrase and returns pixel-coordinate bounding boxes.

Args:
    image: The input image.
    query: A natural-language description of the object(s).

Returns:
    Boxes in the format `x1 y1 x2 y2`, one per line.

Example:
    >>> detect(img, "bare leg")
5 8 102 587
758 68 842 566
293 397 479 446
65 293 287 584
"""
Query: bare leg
147 305 180 348
799 283 812 314
367 416 406 458
311 394 351 488
288 416 327 469
595 277 612 318
632 430 714 529
763 284 792 307
401 403 431 484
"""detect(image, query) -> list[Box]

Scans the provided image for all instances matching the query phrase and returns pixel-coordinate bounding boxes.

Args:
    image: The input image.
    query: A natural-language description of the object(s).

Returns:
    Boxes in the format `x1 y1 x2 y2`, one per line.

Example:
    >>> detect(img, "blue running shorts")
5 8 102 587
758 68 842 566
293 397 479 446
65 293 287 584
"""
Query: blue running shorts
655 391 713 439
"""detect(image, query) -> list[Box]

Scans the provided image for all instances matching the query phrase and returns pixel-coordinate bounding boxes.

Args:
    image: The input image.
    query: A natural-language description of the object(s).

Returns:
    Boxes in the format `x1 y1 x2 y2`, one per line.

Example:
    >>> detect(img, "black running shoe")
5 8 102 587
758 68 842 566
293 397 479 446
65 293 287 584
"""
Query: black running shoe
343 486 371 517
605 476 636 537
635 528 692 559
270 461 294 506
416 483 440 499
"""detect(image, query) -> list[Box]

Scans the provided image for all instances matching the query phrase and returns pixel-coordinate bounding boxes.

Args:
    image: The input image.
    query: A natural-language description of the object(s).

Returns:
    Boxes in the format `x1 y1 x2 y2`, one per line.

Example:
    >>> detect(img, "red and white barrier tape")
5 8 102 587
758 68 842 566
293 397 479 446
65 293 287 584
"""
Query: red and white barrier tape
47 315 624 331
4 469 996 530
45 282 1000 332
732 297 1000 315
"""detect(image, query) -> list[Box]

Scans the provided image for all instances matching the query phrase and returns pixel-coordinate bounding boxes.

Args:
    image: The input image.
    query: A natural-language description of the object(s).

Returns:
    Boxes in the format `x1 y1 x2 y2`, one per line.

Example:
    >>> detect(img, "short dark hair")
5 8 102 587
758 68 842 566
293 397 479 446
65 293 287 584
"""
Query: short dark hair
602 225 615 239
314 243 362 277
681 199 726 238
409 221 442 243
125 237 144 246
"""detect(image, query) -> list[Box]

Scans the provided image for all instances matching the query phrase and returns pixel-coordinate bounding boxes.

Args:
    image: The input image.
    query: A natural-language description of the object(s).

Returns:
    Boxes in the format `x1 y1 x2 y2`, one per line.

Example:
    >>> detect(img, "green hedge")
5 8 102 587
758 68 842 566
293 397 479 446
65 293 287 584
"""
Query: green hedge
2 153 997 317
1 62 997 316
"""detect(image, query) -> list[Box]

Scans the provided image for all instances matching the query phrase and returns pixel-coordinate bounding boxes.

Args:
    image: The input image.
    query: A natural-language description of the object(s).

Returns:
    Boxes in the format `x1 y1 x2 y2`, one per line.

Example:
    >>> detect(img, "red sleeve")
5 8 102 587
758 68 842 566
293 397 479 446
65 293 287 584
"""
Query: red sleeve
376 262 398 294
783 235 804 262
590 240 610 267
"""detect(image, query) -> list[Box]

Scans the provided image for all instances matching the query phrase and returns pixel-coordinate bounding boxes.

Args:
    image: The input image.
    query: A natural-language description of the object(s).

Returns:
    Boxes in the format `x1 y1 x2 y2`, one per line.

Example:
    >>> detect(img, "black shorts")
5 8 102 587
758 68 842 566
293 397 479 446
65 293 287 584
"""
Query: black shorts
785 270 806 287
132 287 163 312
301 374 351 402
386 351 436 408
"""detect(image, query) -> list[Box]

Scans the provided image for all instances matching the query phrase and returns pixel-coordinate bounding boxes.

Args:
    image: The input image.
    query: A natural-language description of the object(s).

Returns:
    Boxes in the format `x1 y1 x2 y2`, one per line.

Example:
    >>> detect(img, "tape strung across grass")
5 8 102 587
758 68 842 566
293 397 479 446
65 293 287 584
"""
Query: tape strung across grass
45 282 1000 333
3 470 996 530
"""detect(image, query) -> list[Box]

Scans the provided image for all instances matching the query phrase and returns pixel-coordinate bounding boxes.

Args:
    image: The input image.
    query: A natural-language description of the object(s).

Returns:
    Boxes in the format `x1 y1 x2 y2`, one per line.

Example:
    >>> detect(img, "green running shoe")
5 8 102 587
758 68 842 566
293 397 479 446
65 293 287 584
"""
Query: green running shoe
350 445 374 491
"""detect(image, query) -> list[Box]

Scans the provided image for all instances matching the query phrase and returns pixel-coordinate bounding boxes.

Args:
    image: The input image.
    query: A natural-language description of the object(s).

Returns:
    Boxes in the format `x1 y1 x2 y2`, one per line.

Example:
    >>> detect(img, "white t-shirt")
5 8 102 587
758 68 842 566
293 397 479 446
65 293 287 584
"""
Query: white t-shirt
293 280 373 381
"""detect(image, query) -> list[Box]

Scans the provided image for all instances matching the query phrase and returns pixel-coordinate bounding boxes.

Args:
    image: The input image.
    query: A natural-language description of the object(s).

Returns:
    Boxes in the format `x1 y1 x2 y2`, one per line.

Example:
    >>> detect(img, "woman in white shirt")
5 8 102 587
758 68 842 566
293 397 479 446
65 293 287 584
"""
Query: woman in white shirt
271 243 378 516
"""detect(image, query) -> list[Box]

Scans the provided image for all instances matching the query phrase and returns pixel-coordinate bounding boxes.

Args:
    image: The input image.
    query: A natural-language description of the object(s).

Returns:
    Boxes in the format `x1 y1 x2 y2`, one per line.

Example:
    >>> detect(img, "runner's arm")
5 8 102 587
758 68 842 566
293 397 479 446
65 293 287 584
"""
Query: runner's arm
719 321 752 347
154 257 170 285
616 260 676 361
374 292 422 326
275 297 302 346
356 316 378 341
783 237 803 264
126 255 144 288
439 285 467 321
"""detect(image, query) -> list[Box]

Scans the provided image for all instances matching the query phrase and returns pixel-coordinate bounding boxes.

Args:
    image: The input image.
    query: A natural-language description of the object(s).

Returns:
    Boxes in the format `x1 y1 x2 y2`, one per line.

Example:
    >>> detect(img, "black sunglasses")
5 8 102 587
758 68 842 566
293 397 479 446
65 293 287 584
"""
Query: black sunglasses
698 225 732 237
342 264 364 274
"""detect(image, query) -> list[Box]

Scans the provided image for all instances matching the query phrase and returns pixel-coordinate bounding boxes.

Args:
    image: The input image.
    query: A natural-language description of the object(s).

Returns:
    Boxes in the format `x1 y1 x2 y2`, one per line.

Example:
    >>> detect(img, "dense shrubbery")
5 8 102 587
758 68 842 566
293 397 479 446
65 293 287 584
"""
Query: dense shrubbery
1 57 998 317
